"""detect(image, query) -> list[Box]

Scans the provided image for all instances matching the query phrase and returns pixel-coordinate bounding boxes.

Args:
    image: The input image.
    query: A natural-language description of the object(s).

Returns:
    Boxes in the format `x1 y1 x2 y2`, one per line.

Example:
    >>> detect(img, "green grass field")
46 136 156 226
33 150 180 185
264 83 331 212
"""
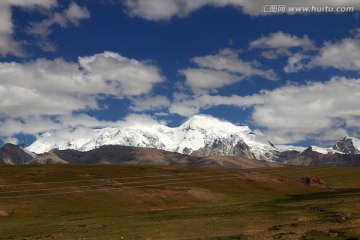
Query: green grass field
1 165 360 240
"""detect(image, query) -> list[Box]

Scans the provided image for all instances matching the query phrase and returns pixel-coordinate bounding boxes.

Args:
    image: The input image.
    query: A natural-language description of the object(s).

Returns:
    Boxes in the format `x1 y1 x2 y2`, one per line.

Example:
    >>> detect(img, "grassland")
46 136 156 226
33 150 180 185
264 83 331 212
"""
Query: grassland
0 164 360 239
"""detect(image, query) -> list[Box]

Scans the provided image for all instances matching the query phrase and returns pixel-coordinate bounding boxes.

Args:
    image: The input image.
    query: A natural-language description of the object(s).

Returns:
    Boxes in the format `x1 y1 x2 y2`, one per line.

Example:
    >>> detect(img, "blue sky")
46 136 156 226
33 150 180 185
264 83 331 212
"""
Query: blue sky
0 0 360 147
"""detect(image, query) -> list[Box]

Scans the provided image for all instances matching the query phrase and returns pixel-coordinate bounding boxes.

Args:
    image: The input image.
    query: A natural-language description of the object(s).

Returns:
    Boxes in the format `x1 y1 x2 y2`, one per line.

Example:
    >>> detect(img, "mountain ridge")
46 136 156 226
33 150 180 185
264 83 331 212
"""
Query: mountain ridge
27 115 278 161
25 115 360 163
28 144 283 168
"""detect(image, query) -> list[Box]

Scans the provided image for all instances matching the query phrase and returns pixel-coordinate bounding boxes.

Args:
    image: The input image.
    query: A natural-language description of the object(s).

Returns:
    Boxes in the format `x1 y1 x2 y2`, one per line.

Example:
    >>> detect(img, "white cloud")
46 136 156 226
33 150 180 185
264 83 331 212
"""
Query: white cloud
180 68 239 91
0 112 164 142
251 77 360 143
0 51 165 140
130 96 171 112
179 49 277 92
121 114 165 127
253 31 360 73
168 92 262 117
3 137 19 145
123 0 360 20
170 77 360 144
192 48 277 80
169 102 200 117
27 2 90 36
345 117 360 128
0 116 61 136
0 85 98 117
250 32 316 59
250 32 315 50
64 2 91 24
79 52 164 96
0 1 91 55
0 51 163 119
27 2 90 52
123 0 182 20
260 49 291 59
284 53 311 73
281 35 360 73
39 113 164 146
59 113 163 129
310 38 360 71
0 0 56 56
58 114 120 129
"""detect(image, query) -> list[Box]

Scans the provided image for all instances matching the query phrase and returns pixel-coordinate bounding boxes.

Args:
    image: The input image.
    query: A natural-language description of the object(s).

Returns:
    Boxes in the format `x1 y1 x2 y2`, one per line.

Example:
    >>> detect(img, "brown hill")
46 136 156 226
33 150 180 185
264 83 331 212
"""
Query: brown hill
35 145 281 169
284 147 360 166
0 143 34 165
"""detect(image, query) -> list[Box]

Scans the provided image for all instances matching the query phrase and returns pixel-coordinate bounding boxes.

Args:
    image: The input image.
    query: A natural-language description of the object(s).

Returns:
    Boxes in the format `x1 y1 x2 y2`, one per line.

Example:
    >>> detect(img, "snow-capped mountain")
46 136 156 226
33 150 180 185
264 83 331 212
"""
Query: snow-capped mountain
333 136 360 154
27 115 278 161
308 146 343 154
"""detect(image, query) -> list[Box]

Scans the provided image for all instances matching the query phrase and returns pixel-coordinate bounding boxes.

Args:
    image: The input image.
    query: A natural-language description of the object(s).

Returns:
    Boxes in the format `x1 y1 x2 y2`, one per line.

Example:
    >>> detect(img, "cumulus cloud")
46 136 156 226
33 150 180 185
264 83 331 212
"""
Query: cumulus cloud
192 48 277 79
0 51 164 139
250 32 316 59
123 0 183 20
170 77 360 144
29 113 165 149
169 105 200 118
0 116 61 137
130 96 171 112
253 31 360 73
250 32 315 50
180 68 240 91
121 113 166 127
0 112 164 142
345 117 360 128
27 2 90 52
282 34 360 73
284 53 311 73
260 49 291 59
59 113 163 129
123 0 360 20
247 77 360 143
169 92 264 117
0 85 98 117
0 1 91 55
0 0 56 56
310 38 360 71
3 137 19 145
180 49 277 92
79 52 164 96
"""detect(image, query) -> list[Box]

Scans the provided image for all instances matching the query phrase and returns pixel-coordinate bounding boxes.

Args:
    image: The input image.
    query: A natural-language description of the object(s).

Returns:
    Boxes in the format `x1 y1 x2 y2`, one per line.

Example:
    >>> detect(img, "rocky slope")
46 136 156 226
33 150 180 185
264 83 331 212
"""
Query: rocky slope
191 139 256 159
0 143 34 165
333 136 360 154
283 146 360 166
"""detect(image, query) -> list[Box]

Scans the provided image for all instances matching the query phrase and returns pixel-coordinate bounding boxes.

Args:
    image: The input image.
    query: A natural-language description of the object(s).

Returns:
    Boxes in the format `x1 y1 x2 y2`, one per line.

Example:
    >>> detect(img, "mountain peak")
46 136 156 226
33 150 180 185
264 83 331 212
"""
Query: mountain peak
181 115 250 132
333 136 360 154
0 143 34 164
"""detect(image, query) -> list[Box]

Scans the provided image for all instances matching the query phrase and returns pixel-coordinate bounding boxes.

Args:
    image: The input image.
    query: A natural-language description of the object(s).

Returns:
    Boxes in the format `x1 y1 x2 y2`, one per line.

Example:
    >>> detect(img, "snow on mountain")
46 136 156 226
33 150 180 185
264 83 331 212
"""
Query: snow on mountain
27 115 277 160
352 137 360 151
333 136 360 154
310 146 342 154
275 145 307 152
